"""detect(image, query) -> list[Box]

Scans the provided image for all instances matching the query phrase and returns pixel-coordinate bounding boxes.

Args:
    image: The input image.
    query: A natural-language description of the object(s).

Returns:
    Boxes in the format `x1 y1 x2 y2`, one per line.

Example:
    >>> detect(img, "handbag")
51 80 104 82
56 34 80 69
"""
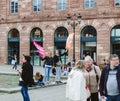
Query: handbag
18 77 24 86
86 86 91 98
11 59 15 65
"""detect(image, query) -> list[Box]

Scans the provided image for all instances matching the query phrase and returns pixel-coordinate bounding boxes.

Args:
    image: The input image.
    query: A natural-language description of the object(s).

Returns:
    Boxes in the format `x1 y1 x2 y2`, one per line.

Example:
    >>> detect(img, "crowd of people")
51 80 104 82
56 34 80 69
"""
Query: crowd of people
16 52 120 101
66 54 120 101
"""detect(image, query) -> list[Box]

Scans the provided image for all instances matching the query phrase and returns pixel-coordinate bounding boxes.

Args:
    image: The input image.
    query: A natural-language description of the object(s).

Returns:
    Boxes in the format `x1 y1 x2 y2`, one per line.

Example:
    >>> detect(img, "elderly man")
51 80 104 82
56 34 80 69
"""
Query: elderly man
99 54 120 101
84 56 101 101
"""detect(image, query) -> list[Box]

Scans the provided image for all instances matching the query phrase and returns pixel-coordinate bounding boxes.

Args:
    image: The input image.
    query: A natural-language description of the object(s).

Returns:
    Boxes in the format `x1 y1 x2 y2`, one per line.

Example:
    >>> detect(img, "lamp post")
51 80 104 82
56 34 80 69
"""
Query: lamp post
66 14 82 62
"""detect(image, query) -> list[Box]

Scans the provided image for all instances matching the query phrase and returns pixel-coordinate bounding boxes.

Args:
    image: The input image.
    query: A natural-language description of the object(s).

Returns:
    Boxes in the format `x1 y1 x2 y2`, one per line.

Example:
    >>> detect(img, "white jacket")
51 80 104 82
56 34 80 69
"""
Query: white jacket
66 69 87 101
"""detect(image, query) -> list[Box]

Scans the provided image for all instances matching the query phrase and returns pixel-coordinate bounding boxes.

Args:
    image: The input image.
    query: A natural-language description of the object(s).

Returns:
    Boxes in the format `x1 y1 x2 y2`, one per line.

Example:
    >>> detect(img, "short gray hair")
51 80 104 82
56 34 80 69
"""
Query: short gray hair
109 54 119 61
84 56 93 62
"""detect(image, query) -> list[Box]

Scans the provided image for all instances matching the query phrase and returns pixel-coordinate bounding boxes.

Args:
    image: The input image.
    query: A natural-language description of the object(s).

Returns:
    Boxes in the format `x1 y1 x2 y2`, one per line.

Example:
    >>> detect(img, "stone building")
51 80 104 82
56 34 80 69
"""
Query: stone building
0 0 120 65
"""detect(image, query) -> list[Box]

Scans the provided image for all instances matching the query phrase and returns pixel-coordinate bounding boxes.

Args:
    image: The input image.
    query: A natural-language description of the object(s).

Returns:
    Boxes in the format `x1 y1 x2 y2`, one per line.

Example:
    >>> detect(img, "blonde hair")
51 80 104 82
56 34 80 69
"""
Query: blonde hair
75 60 85 70
47 52 52 57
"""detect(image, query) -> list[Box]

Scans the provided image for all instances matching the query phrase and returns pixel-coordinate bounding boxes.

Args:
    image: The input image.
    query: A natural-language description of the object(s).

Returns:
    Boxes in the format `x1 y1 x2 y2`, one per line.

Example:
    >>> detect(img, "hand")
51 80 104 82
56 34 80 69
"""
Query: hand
65 50 68 53
17 70 22 75
52 66 55 69
101 96 106 99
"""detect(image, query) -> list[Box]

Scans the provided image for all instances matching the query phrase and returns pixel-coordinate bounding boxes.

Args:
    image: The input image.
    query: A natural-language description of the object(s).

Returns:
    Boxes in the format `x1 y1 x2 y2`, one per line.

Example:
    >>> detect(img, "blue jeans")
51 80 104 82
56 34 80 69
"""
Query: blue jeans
21 85 30 101
106 95 120 101
35 81 45 86
13 62 17 70
55 66 61 82
44 65 52 83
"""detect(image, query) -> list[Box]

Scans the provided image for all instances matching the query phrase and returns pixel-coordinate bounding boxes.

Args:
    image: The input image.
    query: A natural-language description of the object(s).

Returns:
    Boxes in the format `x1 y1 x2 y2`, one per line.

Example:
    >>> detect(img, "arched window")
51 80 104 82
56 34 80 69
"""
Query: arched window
57 0 66 11
80 26 97 62
8 28 19 64
8 28 19 38
54 26 68 38
10 0 18 13
54 27 68 64
81 25 96 37
30 27 43 66
111 25 120 57
33 0 42 12
114 0 120 7
30 27 43 38
84 0 95 9
111 25 120 37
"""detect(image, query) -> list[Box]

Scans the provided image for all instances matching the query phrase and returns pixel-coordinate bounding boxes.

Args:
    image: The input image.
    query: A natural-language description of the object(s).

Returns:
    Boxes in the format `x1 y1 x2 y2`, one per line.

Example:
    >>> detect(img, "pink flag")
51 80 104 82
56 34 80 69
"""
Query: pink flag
32 40 46 57
65 33 74 51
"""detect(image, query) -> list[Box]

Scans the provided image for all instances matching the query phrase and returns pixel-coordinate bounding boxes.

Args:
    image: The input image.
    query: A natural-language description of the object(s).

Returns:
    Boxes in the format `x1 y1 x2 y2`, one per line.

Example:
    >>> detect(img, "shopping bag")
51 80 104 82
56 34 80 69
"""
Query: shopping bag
11 59 15 65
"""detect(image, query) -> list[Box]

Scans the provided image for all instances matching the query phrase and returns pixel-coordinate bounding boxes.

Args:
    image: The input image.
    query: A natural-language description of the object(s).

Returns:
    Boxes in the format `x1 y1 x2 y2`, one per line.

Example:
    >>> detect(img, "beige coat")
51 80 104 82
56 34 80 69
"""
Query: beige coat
83 64 101 93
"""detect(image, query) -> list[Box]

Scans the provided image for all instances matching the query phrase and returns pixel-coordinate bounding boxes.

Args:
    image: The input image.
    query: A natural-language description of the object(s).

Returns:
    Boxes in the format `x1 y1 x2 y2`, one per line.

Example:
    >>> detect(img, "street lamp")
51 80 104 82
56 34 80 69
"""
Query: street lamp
66 13 82 62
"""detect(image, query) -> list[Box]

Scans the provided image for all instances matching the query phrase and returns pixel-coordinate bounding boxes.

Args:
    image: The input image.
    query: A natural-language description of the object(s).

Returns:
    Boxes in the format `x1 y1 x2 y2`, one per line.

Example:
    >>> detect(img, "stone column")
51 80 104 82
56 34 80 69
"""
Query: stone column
19 26 30 64
97 21 110 65
43 24 54 55
0 24 8 64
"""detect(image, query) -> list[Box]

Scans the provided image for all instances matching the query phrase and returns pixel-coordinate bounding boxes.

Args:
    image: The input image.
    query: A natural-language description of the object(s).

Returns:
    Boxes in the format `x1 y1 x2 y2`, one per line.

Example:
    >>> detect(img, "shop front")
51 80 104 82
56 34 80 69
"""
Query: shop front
8 28 19 64
30 27 43 66
80 25 97 62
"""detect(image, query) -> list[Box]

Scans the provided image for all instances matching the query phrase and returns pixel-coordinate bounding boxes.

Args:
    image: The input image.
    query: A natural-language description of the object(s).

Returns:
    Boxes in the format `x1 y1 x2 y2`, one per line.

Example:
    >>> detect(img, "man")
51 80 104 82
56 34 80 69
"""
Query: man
99 54 120 101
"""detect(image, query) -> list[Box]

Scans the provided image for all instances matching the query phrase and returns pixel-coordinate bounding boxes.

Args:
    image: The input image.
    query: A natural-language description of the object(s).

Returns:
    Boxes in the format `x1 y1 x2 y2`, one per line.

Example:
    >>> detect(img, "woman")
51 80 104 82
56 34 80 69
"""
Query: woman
41 52 53 84
35 72 45 86
84 56 101 101
66 60 87 101
12 53 17 70
18 55 34 101
53 49 67 84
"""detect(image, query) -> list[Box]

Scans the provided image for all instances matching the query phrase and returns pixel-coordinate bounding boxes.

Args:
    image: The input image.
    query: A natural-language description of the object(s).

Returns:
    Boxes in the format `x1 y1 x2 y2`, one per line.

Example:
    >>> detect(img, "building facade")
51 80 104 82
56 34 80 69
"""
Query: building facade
0 0 120 65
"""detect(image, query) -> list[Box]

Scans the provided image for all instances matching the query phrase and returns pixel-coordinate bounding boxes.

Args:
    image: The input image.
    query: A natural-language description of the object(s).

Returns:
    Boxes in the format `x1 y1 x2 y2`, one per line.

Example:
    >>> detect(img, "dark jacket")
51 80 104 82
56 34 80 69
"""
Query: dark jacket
38 74 43 82
53 51 67 67
99 64 120 96
41 56 53 66
21 62 34 86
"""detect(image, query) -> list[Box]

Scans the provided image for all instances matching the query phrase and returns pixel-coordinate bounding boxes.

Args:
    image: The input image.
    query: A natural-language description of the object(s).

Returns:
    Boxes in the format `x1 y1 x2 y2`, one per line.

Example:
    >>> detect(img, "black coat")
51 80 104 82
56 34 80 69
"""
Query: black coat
53 51 68 66
21 62 34 86
41 56 53 66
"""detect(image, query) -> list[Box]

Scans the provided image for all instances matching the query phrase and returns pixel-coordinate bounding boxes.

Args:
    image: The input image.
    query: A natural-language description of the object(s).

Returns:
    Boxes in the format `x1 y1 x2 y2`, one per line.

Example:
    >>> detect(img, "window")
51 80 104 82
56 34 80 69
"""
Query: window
84 0 95 9
111 25 120 37
114 0 120 7
10 0 18 13
57 0 66 11
33 0 41 12
111 29 120 37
